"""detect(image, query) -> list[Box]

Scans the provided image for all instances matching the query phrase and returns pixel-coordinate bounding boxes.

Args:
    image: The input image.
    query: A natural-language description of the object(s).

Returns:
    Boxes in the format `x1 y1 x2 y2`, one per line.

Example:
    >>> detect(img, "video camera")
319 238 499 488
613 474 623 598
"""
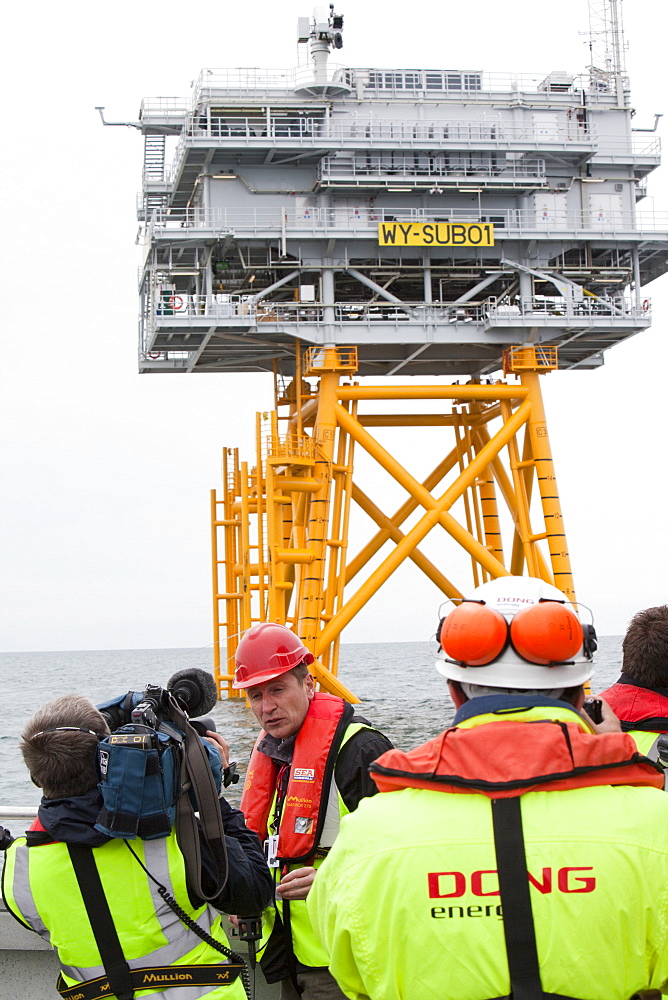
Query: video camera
97 667 239 789
100 666 214 727
95 667 234 899
98 670 260 954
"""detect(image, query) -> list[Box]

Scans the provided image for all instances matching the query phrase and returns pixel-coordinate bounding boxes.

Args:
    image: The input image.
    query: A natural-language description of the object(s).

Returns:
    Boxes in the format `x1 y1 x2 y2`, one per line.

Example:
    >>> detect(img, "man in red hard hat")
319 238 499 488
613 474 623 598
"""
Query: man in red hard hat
233 621 392 1000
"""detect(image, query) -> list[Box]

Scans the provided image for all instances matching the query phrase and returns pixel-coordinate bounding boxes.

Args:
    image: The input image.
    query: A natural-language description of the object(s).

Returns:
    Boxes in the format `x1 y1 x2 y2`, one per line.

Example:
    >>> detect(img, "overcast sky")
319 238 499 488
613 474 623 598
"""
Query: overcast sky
1 0 666 652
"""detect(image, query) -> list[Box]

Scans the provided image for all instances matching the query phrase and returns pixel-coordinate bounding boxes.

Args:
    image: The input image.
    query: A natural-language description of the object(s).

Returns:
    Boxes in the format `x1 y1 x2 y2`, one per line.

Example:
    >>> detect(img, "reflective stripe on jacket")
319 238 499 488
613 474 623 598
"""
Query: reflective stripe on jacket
627 729 663 757
307 703 668 1000
2 829 245 1000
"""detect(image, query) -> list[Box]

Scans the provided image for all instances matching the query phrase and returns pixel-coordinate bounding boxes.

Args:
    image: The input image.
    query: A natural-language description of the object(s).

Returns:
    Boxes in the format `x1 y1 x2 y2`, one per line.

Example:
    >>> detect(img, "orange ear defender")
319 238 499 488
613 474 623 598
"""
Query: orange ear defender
439 601 509 666
509 600 583 665
440 597 584 668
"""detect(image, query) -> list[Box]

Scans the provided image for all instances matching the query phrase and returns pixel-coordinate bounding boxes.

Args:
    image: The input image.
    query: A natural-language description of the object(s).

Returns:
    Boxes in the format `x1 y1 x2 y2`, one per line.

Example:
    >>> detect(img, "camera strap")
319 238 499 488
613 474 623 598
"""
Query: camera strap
168 697 229 900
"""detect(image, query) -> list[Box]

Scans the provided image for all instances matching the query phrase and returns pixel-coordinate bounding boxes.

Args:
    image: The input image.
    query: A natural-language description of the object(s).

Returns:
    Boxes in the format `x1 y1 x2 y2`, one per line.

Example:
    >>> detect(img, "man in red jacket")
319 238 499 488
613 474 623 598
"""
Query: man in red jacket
599 604 668 757
233 622 392 1000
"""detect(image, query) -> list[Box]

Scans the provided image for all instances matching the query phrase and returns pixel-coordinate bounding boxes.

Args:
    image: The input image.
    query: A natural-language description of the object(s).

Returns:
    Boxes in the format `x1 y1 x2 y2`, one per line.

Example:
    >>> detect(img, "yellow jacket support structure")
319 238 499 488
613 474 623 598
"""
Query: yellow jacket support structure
212 345 574 702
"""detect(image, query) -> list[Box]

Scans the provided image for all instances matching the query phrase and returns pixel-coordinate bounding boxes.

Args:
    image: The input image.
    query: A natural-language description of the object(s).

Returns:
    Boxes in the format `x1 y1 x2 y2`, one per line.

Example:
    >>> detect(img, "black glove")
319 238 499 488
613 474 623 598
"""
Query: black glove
0 826 15 851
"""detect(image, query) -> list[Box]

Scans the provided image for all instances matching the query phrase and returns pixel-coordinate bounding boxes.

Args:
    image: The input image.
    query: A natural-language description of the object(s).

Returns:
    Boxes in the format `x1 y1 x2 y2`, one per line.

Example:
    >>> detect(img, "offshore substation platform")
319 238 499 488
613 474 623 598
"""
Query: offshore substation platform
124 1 668 700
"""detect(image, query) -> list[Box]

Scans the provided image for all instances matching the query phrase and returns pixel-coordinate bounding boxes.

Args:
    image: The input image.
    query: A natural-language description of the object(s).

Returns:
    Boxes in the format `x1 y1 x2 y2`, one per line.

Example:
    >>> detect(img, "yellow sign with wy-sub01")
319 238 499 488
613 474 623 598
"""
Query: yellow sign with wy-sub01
378 221 495 247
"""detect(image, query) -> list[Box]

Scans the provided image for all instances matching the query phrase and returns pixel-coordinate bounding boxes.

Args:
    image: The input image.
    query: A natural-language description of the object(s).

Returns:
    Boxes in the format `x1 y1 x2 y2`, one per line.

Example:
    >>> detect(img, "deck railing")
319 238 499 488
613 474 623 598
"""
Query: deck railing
153 107 659 189
145 205 668 237
318 155 546 183
178 116 598 145
178 67 628 105
145 294 646 327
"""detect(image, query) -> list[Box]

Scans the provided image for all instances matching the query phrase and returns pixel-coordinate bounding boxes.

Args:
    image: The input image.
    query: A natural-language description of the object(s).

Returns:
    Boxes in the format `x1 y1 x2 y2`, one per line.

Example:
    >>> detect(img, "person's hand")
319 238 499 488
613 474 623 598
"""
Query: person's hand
204 730 230 769
275 867 316 900
580 697 622 734
228 915 240 929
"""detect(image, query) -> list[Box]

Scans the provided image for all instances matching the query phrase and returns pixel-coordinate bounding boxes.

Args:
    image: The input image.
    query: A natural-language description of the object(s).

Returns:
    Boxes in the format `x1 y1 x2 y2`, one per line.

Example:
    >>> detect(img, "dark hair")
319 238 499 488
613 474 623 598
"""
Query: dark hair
559 685 585 706
288 662 311 683
20 695 110 799
622 606 668 687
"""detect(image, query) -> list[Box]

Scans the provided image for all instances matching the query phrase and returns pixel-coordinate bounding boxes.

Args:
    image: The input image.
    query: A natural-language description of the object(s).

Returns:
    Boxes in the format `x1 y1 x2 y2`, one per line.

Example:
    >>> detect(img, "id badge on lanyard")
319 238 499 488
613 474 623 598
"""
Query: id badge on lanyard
266 763 288 868
265 834 280 868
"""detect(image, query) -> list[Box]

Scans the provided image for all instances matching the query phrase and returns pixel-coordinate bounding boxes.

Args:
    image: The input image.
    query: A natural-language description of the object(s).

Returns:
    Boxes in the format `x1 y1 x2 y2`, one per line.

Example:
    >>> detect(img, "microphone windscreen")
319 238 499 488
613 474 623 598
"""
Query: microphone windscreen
167 668 218 717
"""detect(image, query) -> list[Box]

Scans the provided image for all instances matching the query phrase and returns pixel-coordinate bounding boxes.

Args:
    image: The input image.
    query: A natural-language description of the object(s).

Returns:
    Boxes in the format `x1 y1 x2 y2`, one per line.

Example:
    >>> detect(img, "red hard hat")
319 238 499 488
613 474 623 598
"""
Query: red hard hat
232 622 314 689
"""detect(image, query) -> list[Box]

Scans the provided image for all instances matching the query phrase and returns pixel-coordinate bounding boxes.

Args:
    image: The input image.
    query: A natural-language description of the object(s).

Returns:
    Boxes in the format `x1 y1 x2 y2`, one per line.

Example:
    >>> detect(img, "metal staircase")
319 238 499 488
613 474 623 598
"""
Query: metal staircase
140 135 167 220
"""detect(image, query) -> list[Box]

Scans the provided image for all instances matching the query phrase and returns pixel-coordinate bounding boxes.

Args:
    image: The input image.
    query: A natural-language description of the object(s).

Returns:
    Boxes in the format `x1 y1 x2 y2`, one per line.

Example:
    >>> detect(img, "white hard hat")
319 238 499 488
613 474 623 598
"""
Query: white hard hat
435 575 594 690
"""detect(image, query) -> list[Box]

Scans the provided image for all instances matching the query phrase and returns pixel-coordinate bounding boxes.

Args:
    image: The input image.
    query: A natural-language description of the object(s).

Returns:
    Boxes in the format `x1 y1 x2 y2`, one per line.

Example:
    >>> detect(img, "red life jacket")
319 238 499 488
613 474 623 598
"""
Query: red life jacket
241 692 352 863
599 679 668 733
370 711 664 797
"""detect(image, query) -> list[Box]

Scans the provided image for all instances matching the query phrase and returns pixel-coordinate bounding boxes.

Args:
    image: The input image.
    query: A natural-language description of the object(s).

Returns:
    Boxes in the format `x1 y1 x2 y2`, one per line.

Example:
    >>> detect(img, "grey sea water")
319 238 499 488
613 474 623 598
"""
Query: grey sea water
0 638 624 810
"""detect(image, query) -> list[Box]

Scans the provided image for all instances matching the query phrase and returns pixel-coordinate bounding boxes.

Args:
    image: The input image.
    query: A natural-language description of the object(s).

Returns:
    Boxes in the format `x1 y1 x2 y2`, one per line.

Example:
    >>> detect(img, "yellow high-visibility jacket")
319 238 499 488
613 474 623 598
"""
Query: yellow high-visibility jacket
3 829 246 1000
308 701 668 1000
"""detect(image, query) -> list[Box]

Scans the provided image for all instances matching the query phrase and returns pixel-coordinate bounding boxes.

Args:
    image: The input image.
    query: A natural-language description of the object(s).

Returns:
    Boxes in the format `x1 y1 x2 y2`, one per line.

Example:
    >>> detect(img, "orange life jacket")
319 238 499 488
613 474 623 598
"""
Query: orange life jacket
241 693 353 863
370 713 664 797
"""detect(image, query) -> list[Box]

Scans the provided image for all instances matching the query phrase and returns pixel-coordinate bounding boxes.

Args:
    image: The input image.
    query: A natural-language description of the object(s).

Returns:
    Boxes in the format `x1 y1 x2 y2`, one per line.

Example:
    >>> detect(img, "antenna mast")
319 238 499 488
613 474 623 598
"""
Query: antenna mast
298 5 344 81
587 0 628 104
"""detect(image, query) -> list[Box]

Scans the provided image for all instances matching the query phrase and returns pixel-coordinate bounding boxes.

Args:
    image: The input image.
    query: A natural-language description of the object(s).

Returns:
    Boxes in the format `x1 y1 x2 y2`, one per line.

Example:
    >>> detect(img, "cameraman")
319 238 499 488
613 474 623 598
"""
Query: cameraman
2 694 273 1000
